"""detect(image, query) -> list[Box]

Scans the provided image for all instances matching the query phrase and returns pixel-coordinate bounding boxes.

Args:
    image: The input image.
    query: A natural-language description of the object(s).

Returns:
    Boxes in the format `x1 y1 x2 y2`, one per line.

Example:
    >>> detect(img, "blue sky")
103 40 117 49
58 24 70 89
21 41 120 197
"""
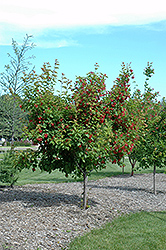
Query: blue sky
0 0 166 99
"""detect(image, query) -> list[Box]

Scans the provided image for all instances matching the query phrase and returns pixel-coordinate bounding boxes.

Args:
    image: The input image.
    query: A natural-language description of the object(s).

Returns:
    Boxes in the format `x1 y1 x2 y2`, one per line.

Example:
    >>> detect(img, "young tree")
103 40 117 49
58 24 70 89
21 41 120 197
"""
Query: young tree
105 63 137 168
126 63 166 194
137 104 166 194
0 34 35 143
127 62 161 176
14 61 137 209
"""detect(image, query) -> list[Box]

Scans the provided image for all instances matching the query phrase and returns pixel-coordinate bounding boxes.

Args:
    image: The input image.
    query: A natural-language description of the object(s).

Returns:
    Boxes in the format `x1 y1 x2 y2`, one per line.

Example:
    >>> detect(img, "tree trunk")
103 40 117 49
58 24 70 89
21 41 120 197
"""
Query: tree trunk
153 164 156 195
129 156 136 176
11 96 16 144
122 157 124 174
131 163 135 176
83 171 88 210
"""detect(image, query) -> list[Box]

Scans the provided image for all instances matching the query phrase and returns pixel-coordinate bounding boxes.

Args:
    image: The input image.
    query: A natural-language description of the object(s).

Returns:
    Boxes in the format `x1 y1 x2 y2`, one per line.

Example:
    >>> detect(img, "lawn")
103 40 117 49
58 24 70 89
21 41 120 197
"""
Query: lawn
15 160 132 186
15 158 166 186
68 211 166 250
0 156 165 186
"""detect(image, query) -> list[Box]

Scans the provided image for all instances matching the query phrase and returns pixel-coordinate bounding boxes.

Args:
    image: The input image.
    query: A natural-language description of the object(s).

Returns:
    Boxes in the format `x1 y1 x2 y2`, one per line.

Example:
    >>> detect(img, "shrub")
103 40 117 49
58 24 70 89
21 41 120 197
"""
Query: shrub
2 140 32 147
13 140 31 147
0 150 19 187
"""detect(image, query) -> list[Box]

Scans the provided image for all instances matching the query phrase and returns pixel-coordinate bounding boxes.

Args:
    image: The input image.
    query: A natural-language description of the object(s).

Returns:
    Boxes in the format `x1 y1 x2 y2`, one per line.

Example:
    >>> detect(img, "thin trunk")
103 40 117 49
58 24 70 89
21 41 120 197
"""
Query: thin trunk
129 156 136 176
11 59 18 147
83 171 88 210
76 162 89 210
153 164 156 195
131 164 134 176
11 95 16 148
122 157 124 174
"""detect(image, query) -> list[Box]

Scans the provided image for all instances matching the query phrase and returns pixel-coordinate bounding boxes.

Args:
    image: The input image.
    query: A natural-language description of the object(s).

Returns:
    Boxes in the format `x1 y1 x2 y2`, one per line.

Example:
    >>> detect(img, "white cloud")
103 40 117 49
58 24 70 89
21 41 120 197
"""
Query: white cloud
0 0 166 46
37 38 79 48
0 0 166 29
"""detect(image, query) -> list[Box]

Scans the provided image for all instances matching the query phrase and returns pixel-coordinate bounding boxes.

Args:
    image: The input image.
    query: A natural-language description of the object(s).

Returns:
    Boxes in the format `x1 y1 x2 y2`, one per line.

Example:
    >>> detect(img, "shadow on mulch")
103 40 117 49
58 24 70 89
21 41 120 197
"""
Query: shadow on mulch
0 186 98 208
88 182 166 195
87 173 166 194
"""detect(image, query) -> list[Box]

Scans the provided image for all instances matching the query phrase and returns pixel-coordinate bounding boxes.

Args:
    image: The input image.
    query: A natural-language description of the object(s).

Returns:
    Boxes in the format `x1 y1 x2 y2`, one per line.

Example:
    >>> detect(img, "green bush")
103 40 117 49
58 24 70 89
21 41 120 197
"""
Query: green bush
3 141 10 146
13 140 31 147
0 150 19 187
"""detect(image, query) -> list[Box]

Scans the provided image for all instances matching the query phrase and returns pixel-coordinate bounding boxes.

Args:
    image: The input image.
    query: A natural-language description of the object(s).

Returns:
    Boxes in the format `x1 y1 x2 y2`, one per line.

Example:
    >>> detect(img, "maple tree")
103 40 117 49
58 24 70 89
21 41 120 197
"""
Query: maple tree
14 61 137 209
127 63 161 176
126 62 166 194
136 101 166 194
104 63 137 169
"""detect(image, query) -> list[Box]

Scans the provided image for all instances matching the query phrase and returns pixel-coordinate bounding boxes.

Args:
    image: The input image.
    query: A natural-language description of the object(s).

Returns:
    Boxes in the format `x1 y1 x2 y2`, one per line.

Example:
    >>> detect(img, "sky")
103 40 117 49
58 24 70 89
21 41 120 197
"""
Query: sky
0 0 166 99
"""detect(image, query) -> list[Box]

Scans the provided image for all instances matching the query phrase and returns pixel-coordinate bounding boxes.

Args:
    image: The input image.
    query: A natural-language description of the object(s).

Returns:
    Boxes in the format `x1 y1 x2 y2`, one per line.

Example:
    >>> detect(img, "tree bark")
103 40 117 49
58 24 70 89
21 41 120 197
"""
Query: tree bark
83 171 88 210
122 157 124 174
11 96 16 146
122 165 124 174
131 164 135 176
129 156 137 176
153 164 156 195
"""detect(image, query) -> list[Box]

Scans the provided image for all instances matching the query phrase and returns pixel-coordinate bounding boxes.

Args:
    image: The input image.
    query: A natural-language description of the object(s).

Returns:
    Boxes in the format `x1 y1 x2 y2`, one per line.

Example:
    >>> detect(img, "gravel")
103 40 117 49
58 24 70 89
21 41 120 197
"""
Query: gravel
0 173 166 250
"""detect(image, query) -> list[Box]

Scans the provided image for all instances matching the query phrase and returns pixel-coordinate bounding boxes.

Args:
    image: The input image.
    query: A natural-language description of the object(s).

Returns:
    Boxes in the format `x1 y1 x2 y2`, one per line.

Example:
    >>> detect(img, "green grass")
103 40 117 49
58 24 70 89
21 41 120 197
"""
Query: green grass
0 157 165 186
68 211 166 250
16 161 129 186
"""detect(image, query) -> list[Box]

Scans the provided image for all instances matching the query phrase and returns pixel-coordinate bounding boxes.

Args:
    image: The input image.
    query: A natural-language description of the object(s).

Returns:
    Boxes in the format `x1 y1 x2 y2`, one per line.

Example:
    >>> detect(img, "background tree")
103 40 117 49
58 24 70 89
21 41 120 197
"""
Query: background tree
0 34 35 143
127 62 162 176
105 62 138 168
0 94 25 140
137 103 166 194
